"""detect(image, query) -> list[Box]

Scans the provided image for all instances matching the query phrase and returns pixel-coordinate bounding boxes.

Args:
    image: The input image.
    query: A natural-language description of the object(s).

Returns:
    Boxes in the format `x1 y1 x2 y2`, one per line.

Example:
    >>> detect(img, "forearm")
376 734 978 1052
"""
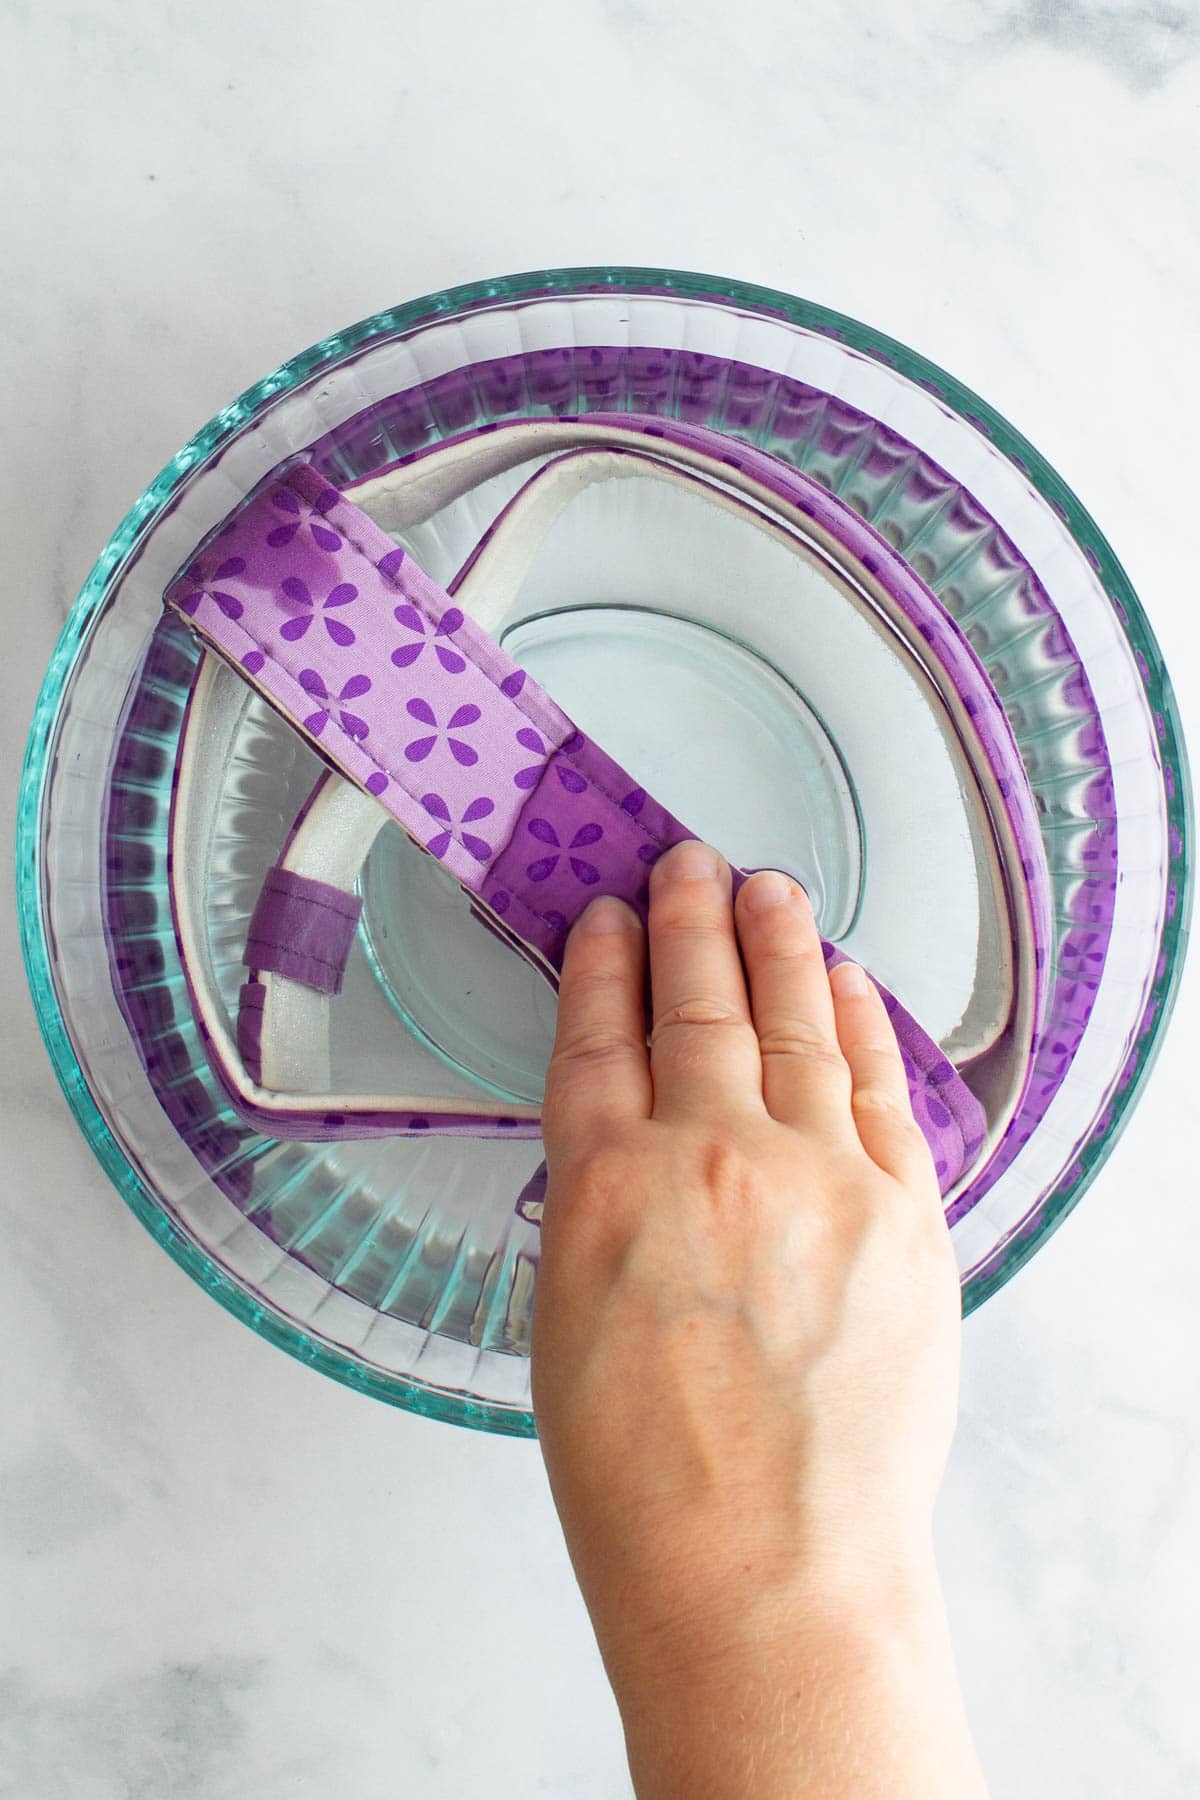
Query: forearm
603 1548 990 1800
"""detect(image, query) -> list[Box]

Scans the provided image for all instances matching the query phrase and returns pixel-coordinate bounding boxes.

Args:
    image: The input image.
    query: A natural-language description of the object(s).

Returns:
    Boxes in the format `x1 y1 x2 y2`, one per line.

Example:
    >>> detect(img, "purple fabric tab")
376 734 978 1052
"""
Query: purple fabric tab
237 980 266 1086
245 867 362 995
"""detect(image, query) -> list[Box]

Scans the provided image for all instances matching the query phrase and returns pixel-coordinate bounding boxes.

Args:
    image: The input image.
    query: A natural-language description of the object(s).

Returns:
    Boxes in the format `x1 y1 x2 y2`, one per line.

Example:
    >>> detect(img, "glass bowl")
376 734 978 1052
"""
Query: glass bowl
18 268 1192 1435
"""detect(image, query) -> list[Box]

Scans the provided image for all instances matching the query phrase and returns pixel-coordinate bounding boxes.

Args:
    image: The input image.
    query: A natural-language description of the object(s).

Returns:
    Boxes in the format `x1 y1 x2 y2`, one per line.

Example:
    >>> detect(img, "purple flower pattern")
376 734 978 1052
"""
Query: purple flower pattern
279 576 359 646
525 817 604 885
391 604 467 674
514 727 545 789
175 554 248 621
164 455 992 1199
421 793 495 862
163 471 568 891
514 730 587 793
404 698 482 765
266 484 342 552
298 670 372 740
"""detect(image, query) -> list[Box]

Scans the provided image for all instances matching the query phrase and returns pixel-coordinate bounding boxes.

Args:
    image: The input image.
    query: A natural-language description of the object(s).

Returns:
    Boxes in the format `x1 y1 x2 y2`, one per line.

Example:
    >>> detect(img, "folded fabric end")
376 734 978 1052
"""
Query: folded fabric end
237 981 266 1087
244 867 363 996
515 1161 548 1225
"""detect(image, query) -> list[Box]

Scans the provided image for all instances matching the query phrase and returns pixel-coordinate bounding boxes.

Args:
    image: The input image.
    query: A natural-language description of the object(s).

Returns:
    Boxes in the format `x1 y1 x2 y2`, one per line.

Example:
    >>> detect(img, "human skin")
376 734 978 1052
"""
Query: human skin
530 839 990 1799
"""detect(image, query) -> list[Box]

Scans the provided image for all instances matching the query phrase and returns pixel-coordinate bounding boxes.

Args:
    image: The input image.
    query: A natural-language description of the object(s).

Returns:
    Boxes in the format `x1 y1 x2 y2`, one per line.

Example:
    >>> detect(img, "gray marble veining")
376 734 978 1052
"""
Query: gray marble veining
3 1 1198 1795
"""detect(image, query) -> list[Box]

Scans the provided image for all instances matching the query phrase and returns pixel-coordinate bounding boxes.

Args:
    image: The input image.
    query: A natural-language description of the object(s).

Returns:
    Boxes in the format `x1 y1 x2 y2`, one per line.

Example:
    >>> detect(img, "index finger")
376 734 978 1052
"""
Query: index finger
541 895 652 1164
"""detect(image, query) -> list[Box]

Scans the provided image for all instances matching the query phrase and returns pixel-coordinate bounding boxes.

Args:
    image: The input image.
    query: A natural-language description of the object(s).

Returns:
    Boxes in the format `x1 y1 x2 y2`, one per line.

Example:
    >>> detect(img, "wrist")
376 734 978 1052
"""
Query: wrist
604 1543 970 1800
590 1497 941 1684
608 1527 942 1688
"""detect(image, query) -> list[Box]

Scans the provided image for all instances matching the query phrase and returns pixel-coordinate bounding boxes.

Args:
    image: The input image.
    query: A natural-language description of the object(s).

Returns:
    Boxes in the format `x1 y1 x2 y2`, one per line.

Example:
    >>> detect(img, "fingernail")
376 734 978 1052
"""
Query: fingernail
575 894 642 935
655 840 723 883
830 958 869 997
741 869 797 911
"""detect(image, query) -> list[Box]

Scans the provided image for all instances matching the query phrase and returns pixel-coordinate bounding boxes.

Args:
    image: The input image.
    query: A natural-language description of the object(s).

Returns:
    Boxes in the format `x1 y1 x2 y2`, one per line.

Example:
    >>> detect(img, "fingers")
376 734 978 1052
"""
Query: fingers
733 870 855 1136
542 895 653 1163
646 841 765 1122
827 959 938 1190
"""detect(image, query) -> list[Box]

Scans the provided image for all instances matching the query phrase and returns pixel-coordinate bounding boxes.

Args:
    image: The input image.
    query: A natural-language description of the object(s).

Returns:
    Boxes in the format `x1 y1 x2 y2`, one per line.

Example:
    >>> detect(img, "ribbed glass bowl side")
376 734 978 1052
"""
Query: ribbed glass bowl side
18 268 1193 1434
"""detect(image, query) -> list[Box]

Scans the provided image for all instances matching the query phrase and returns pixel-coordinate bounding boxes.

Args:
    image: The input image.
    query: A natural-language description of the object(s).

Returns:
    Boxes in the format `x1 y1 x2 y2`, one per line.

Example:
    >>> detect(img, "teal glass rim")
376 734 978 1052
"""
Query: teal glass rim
16 265 1195 1436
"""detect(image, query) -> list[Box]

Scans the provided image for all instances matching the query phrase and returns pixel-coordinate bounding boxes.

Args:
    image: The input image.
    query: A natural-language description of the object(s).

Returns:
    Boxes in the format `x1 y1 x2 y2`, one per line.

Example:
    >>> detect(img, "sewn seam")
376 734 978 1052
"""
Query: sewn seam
285 469 685 858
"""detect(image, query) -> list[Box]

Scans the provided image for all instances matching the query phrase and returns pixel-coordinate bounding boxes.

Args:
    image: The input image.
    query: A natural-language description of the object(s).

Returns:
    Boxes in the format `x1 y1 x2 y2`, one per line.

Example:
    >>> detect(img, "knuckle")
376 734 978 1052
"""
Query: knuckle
687 1135 767 1214
748 930 823 967
850 1085 920 1129
849 1034 904 1060
548 1144 640 1237
652 904 731 943
651 997 749 1037
565 964 633 1003
549 1026 636 1070
571 1142 637 1196
757 1024 846 1070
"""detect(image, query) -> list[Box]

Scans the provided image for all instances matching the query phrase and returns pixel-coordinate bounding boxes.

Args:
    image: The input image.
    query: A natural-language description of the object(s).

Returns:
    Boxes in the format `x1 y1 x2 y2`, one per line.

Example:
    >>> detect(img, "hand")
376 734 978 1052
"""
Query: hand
531 841 989 1799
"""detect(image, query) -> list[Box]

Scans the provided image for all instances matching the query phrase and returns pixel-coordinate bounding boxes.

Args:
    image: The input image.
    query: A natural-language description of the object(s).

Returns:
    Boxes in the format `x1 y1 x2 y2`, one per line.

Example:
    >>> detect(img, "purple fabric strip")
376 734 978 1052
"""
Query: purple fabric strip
245 867 363 995
237 980 266 1086
165 455 988 1194
168 460 575 892
303 376 1111 1226
484 729 984 1177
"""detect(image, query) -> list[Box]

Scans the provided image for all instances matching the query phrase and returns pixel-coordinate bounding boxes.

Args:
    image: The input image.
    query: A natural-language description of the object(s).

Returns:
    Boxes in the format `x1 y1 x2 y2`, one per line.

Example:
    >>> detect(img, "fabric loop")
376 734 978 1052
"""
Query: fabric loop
244 867 363 996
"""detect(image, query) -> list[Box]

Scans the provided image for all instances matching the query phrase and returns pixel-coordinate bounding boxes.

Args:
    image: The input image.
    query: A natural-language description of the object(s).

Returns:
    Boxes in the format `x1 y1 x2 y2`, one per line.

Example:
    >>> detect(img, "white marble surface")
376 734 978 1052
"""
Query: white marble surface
3 2 1199 1794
